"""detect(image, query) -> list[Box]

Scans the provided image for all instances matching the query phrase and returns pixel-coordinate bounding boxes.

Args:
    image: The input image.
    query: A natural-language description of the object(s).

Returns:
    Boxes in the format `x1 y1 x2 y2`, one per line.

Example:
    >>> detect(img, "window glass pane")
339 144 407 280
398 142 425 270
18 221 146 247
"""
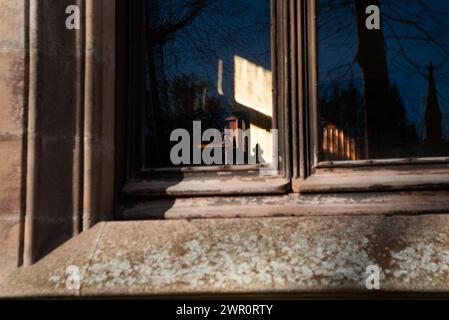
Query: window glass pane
318 0 449 161
143 0 273 167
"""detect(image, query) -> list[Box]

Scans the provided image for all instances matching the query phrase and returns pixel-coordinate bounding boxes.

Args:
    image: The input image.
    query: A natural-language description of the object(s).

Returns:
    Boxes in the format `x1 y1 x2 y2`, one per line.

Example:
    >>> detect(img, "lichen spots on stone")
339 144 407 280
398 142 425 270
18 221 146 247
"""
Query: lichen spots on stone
77 218 376 291
8 216 449 297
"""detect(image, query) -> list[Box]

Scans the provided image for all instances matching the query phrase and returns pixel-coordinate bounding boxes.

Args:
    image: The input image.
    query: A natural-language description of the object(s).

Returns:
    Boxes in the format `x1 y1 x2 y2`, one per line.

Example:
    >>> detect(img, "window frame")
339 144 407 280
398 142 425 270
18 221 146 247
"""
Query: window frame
295 0 449 193
117 0 449 200
116 0 294 198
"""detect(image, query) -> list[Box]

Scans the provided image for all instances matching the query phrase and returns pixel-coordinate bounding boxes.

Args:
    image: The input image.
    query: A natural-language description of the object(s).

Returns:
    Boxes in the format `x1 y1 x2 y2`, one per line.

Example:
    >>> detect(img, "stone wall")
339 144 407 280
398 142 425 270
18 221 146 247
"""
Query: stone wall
0 0 116 281
0 0 26 283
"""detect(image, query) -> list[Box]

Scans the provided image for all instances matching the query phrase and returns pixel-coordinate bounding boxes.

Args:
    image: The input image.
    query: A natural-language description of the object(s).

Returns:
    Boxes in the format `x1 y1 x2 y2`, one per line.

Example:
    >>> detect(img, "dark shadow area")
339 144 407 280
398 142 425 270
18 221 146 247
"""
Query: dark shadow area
18 0 31 267
32 0 80 261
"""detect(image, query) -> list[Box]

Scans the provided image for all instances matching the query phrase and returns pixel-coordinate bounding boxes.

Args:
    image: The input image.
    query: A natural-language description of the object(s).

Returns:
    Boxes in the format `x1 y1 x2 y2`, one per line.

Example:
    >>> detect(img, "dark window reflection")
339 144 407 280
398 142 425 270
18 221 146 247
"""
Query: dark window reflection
318 0 449 161
143 0 272 167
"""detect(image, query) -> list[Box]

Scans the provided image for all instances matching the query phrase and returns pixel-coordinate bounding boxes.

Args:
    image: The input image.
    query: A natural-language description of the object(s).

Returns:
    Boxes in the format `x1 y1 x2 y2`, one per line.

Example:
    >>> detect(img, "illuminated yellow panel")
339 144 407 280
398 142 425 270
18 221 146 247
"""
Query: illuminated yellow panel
234 55 273 164
217 59 224 96
234 56 272 117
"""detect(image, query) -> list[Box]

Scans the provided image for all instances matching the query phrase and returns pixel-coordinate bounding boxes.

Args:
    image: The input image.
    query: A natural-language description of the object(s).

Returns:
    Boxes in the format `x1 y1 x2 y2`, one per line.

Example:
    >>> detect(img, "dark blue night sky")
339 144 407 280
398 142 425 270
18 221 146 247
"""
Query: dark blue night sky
156 0 271 101
318 0 449 140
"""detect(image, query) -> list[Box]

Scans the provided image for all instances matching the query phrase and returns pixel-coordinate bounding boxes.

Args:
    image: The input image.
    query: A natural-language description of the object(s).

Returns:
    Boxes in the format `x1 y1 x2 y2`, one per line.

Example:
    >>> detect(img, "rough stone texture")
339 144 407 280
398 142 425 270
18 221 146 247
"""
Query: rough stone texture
0 0 26 283
0 217 21 283
0 139 23 216
0 0 116 274
2 215 449 298
19 0 115 262
0 223 105 298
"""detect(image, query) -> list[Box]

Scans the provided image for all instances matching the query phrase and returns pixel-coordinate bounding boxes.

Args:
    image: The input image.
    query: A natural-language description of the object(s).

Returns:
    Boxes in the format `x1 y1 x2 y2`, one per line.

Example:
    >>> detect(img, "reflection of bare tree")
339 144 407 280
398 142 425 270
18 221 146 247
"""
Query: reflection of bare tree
144 0 219 163
145 0 222 114
142 0 271 167
319 0 449 158
147 0 210 46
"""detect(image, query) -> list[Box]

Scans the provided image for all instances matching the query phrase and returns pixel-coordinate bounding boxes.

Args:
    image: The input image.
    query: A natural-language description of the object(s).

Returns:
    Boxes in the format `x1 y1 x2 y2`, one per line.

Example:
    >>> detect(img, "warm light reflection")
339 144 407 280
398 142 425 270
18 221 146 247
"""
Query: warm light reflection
233 56 273 163
322 124 357 161
217 59 224 96
234 56 272 117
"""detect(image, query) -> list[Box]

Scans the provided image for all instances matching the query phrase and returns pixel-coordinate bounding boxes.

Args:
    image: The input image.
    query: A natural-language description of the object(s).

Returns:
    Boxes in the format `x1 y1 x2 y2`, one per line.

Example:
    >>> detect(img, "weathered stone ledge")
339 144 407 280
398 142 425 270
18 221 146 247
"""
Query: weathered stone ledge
1 215 449 298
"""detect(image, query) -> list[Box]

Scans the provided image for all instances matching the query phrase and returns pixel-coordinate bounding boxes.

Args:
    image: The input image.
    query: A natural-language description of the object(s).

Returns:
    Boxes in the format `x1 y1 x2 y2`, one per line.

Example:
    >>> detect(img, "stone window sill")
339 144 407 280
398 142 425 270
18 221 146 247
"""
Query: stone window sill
2 214 449 298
